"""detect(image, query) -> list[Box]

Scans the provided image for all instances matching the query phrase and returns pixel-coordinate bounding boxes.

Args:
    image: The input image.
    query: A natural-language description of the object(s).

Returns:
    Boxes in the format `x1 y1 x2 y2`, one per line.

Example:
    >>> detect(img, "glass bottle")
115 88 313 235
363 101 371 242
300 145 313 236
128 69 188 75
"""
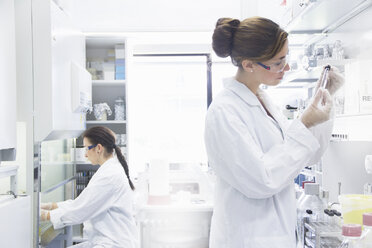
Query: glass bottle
338 224 362 248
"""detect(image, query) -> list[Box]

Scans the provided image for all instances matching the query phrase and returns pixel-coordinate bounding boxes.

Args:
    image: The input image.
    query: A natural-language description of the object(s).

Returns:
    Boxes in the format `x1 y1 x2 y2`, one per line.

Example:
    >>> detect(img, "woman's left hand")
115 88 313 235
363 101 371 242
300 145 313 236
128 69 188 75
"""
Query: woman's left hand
316 65 345 95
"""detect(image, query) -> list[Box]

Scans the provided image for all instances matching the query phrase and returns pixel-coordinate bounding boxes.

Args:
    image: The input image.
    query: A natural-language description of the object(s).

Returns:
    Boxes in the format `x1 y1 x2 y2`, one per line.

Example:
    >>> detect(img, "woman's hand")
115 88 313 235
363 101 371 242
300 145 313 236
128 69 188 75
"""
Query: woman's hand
316 65 345 95
40 209 50 221
301 88 333 128
40 202 57 210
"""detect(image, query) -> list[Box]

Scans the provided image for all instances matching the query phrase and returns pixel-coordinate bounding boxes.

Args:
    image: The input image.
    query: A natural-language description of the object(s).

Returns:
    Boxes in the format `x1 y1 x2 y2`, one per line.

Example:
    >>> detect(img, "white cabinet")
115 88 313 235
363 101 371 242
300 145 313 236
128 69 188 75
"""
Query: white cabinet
32 0 90 142
0 0 16 151
84 37 128 153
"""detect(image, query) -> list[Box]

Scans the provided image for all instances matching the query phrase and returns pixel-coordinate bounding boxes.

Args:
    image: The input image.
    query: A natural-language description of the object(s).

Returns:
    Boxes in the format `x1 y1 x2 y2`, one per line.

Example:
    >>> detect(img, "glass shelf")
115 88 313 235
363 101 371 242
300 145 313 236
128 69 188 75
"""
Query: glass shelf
92 80 126 86
86 120 126 124
285 0 369 33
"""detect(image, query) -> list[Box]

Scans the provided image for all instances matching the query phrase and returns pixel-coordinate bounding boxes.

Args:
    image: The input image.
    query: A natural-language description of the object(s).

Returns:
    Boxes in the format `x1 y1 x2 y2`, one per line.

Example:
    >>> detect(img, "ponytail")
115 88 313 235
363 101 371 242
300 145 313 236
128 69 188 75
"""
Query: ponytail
83 126 135 191
114 146 135 190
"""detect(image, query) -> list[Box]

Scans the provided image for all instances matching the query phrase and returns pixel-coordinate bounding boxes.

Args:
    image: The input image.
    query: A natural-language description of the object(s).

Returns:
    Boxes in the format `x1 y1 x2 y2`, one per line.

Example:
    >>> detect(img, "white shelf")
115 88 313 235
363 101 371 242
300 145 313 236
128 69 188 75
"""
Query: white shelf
41 161 74 166
317 59 355 67
92 80 126 86
335 113 372 119
86 120 126 124
0 165 19 179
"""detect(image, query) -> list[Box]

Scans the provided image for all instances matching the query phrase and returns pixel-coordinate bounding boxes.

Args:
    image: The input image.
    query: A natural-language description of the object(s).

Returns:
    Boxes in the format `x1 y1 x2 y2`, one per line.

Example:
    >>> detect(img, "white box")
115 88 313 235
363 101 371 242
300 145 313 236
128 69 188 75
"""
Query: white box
115 44 125 59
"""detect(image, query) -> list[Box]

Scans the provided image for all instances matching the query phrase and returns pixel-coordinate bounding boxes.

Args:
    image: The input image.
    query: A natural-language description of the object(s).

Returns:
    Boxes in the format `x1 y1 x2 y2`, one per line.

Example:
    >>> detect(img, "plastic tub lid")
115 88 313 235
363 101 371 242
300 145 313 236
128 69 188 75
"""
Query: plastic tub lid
342 224 362 237
363 213 372 226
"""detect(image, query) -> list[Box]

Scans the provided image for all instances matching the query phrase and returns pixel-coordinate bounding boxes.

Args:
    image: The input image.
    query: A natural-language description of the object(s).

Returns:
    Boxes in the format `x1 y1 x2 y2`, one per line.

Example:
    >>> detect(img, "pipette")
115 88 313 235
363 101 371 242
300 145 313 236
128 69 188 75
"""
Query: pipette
320 65 331 89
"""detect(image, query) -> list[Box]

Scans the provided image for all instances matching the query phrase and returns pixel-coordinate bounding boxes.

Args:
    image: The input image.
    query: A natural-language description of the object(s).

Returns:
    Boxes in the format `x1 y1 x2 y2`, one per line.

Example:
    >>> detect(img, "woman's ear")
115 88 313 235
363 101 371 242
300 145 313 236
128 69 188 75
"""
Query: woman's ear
97 143 103 153
241 59 254 73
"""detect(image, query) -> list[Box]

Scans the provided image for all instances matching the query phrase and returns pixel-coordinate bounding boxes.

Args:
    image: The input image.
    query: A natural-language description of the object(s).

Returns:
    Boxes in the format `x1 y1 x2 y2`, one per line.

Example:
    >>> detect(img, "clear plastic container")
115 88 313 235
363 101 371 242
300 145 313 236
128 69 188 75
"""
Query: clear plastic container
114 97 125 121
297 183 325 246
337 224 362 248
362 213 372 248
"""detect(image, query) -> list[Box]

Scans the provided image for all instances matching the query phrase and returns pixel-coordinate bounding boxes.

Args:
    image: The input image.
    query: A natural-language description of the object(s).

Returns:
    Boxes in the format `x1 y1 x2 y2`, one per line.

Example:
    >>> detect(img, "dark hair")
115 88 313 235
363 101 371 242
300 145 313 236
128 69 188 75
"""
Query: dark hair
82 126 135 190
212 16 288 68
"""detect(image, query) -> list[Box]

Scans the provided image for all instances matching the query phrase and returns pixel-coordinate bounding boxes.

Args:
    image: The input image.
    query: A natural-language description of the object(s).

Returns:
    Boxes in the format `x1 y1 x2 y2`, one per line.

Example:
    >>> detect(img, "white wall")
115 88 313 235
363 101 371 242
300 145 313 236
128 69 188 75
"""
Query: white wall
0 0 17 150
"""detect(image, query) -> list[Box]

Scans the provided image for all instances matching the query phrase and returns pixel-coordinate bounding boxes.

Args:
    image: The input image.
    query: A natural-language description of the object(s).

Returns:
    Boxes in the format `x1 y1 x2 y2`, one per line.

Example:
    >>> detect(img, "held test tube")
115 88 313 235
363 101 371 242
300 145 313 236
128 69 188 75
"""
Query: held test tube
320 65 331 89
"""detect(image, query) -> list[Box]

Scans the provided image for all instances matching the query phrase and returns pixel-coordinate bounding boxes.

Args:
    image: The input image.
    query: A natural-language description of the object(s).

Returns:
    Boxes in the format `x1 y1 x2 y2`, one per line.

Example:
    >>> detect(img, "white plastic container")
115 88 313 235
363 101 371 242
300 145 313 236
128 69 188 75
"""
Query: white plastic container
337 224 362 248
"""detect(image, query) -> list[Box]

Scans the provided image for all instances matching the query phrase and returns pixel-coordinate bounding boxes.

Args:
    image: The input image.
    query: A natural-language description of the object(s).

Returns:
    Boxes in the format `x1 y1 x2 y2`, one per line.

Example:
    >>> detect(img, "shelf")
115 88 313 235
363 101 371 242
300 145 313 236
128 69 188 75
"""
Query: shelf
0 165 18 179
92 80 126 86
285 0 372 46
86 120 126 124
335 113 372 119
317 59 355 67
40 161 74 166
275 68 320 88
333 114 372 141
286 0 370 33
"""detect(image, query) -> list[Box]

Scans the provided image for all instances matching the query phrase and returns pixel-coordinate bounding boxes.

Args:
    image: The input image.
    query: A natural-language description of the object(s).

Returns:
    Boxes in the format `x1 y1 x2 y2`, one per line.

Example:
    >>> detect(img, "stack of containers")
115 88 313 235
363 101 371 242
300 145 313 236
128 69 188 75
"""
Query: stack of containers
296 183 325 246
115 44 125 80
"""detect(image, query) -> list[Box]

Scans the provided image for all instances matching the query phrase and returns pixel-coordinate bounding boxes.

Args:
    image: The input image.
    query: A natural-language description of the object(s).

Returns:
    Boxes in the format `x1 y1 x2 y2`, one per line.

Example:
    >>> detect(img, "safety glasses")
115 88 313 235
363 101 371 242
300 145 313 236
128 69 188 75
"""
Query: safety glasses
85 144 97 152
256 56 288 73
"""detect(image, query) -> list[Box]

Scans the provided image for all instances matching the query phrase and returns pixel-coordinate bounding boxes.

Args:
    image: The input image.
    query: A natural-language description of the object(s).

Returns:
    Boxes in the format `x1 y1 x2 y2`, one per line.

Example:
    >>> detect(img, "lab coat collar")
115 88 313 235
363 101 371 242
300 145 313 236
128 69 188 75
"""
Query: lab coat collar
100 156 116 168
223 77 287 132
223 77 261 107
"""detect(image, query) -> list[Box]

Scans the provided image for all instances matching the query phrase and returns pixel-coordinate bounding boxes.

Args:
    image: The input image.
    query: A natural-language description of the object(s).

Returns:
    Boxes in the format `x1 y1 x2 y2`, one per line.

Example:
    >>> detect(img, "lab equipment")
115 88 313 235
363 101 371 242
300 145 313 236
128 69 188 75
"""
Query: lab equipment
320 65 331 89
93 103 112 121
339 195 372 226
362 213 372 248
365 155 372 195
114 97 125 121
147 159 170 205
337 224 362 248
297 183 326 247
303 221 342 248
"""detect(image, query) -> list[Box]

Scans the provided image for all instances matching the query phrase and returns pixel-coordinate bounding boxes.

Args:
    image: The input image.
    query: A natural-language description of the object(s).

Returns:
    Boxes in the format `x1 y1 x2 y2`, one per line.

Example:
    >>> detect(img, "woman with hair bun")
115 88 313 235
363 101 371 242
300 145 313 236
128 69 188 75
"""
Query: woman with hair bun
40 126 138 248
205 17 344 248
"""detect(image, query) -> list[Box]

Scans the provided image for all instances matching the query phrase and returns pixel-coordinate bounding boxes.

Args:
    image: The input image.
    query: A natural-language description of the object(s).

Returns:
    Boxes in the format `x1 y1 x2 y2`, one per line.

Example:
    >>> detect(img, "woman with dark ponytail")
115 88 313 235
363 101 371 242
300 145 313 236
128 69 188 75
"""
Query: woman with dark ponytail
40 126 138 248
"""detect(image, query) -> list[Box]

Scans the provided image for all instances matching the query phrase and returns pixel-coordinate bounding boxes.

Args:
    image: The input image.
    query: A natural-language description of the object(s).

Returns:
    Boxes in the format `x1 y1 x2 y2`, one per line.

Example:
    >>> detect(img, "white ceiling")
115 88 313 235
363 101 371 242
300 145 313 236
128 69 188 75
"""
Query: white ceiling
55 0 287 33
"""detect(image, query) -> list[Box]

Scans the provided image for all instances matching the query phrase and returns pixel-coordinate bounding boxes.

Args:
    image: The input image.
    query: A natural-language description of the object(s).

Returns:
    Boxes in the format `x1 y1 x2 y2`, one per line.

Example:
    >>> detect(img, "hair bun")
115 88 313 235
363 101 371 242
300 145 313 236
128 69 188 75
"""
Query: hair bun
212 18 240 58
229 19 240 27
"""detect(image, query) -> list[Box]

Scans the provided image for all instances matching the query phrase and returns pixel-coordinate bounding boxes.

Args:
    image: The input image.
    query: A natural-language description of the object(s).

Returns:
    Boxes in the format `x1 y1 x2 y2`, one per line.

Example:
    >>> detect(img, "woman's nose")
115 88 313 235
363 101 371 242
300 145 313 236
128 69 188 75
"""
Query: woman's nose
284 63 290 71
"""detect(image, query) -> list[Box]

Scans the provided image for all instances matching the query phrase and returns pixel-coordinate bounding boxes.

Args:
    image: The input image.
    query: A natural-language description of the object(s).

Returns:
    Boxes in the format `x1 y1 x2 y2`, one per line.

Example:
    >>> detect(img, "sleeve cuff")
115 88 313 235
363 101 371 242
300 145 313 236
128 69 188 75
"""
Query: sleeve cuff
50 208 65 230
56 199 73 210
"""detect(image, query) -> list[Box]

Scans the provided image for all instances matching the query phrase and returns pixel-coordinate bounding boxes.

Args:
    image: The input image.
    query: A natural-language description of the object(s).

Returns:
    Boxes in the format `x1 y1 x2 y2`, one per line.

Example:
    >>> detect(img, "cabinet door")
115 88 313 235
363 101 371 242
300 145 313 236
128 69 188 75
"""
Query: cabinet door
0 0 16 150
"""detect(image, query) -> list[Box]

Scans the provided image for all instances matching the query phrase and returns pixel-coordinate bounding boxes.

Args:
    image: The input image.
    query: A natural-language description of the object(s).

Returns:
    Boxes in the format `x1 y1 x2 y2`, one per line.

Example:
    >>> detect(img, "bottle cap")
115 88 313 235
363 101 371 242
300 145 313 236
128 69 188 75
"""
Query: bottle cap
304 183 319 195
342 224 362 237
363 213 372 226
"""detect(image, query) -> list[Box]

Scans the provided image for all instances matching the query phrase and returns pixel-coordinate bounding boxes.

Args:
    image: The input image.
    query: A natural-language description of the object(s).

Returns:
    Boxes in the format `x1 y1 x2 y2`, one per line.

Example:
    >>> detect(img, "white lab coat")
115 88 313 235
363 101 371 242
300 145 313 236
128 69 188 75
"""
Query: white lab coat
50 157 139 248
204 77 333 248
